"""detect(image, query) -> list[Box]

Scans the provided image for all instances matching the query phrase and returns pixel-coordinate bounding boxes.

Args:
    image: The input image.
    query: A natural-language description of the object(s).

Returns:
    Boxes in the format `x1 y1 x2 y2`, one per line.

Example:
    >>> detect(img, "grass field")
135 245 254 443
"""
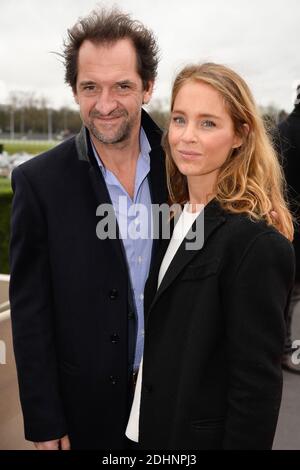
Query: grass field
0 177 12 194
0 140 57 155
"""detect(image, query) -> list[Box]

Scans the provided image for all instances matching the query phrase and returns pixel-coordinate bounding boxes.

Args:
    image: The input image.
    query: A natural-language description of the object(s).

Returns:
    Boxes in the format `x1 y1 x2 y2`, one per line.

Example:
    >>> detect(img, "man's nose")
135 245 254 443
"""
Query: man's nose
94 89 118 115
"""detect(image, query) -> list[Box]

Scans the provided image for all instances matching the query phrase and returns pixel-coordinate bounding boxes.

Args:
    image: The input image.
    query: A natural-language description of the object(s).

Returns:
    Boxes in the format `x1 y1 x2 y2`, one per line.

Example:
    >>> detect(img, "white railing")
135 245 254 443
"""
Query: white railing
0 139 58 146
0 275 33 449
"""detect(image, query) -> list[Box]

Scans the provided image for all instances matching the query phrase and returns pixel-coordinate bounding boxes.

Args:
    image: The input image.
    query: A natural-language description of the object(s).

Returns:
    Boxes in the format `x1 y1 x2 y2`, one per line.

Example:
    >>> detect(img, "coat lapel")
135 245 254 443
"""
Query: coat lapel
144 217 174 315
145 200 226 321
141 108 167 208
75 125 129 270
88 164 129 270
138 109 168 270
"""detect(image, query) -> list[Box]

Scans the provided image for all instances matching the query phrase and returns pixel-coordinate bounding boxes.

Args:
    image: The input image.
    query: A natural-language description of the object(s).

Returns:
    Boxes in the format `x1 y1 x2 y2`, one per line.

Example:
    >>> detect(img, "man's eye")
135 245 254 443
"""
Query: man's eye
117 84 130 90
83 85 96 92
202 120 216 128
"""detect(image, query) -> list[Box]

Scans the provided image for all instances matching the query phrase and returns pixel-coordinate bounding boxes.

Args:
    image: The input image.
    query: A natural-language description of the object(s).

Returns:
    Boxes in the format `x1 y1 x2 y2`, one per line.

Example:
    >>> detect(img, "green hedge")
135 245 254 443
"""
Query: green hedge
0 140 56 155
0 179 13 274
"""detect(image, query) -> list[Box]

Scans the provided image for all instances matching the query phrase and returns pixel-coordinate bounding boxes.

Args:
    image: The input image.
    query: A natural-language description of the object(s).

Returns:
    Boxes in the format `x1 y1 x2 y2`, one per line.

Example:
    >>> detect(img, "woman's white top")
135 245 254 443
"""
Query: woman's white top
125 203 202 442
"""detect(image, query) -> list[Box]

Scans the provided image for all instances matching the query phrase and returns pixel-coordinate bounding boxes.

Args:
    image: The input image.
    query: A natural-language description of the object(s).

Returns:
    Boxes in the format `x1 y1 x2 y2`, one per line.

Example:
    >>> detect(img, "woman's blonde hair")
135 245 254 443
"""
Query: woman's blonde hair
164 63 294 241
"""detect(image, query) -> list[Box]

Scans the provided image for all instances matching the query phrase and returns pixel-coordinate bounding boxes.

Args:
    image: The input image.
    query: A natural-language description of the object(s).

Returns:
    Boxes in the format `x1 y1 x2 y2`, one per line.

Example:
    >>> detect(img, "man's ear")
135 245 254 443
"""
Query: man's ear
143 81 154 105
73 87 79 105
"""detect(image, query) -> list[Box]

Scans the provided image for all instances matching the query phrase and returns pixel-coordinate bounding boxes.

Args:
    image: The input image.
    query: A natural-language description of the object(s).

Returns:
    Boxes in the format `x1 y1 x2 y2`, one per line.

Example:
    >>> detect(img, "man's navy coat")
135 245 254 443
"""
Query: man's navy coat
9 110 167 449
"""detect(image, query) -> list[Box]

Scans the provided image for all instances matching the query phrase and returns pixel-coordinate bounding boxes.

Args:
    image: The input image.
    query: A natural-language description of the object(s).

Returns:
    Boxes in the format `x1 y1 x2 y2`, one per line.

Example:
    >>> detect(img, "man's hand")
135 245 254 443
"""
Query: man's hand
34 435 70 450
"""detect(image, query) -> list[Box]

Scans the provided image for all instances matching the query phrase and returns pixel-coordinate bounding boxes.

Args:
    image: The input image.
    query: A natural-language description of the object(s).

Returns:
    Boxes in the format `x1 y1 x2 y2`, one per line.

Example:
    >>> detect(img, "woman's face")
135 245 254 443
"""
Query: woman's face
168 80 242 180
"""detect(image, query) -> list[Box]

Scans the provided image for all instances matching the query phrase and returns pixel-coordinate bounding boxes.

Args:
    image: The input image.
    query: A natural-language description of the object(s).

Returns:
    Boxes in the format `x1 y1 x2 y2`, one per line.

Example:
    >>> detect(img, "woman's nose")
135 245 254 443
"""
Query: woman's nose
181 124 198 143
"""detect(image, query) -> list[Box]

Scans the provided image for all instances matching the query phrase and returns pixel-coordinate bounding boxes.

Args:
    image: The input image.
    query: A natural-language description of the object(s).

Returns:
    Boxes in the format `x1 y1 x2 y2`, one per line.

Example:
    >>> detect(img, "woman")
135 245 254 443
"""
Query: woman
126 63 295 449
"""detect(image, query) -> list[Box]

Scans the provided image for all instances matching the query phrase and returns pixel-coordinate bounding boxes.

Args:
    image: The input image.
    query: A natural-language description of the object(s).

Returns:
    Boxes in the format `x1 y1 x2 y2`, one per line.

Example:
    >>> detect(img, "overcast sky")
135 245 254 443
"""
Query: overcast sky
1 0 300 112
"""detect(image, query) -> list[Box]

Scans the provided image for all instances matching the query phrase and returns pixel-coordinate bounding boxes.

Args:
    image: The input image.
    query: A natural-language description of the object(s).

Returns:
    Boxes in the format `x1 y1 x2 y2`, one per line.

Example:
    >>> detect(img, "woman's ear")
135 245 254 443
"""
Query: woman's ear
243 123 250 136
232 123 250 149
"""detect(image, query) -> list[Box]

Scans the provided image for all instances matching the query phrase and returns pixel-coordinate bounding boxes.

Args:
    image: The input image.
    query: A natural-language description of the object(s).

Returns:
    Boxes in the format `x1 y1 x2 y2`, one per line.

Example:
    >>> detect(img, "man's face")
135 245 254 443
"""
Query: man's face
74 39 153 145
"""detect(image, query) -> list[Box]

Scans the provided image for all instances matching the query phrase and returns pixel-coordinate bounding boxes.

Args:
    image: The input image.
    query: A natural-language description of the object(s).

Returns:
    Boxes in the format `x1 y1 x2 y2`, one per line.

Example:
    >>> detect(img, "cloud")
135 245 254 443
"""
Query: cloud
1 0 300 111
0 81 8 104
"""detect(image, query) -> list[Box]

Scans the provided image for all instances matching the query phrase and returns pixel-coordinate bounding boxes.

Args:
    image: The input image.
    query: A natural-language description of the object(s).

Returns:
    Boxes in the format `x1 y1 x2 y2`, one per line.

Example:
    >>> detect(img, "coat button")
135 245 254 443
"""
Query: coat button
110 333 120 344
109 288 118 300
109 376 119 385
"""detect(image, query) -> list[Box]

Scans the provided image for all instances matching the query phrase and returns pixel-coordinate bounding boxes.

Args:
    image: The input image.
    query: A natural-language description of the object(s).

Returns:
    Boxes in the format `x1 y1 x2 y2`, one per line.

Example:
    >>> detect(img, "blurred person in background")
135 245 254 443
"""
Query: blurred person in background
275 84 300 373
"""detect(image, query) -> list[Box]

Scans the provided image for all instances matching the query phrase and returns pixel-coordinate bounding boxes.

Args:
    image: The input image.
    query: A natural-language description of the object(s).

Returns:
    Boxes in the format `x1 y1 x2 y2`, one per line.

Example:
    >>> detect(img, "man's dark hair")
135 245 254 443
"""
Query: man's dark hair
63 8 159 92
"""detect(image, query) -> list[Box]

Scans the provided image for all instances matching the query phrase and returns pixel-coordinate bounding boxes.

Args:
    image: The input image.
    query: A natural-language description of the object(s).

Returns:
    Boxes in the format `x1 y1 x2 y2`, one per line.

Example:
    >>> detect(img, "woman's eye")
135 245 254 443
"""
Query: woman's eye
172 116 185 125
202 120 216 128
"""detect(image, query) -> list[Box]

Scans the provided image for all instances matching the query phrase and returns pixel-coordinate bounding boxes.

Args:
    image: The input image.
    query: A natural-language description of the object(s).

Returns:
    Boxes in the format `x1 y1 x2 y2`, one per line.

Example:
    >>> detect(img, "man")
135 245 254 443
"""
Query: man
9 8 167 450
276 85 300 374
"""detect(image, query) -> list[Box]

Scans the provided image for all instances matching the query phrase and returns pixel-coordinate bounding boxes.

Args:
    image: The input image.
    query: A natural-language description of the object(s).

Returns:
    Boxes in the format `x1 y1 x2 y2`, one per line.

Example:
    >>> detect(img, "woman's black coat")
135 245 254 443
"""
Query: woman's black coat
139 201 295 450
